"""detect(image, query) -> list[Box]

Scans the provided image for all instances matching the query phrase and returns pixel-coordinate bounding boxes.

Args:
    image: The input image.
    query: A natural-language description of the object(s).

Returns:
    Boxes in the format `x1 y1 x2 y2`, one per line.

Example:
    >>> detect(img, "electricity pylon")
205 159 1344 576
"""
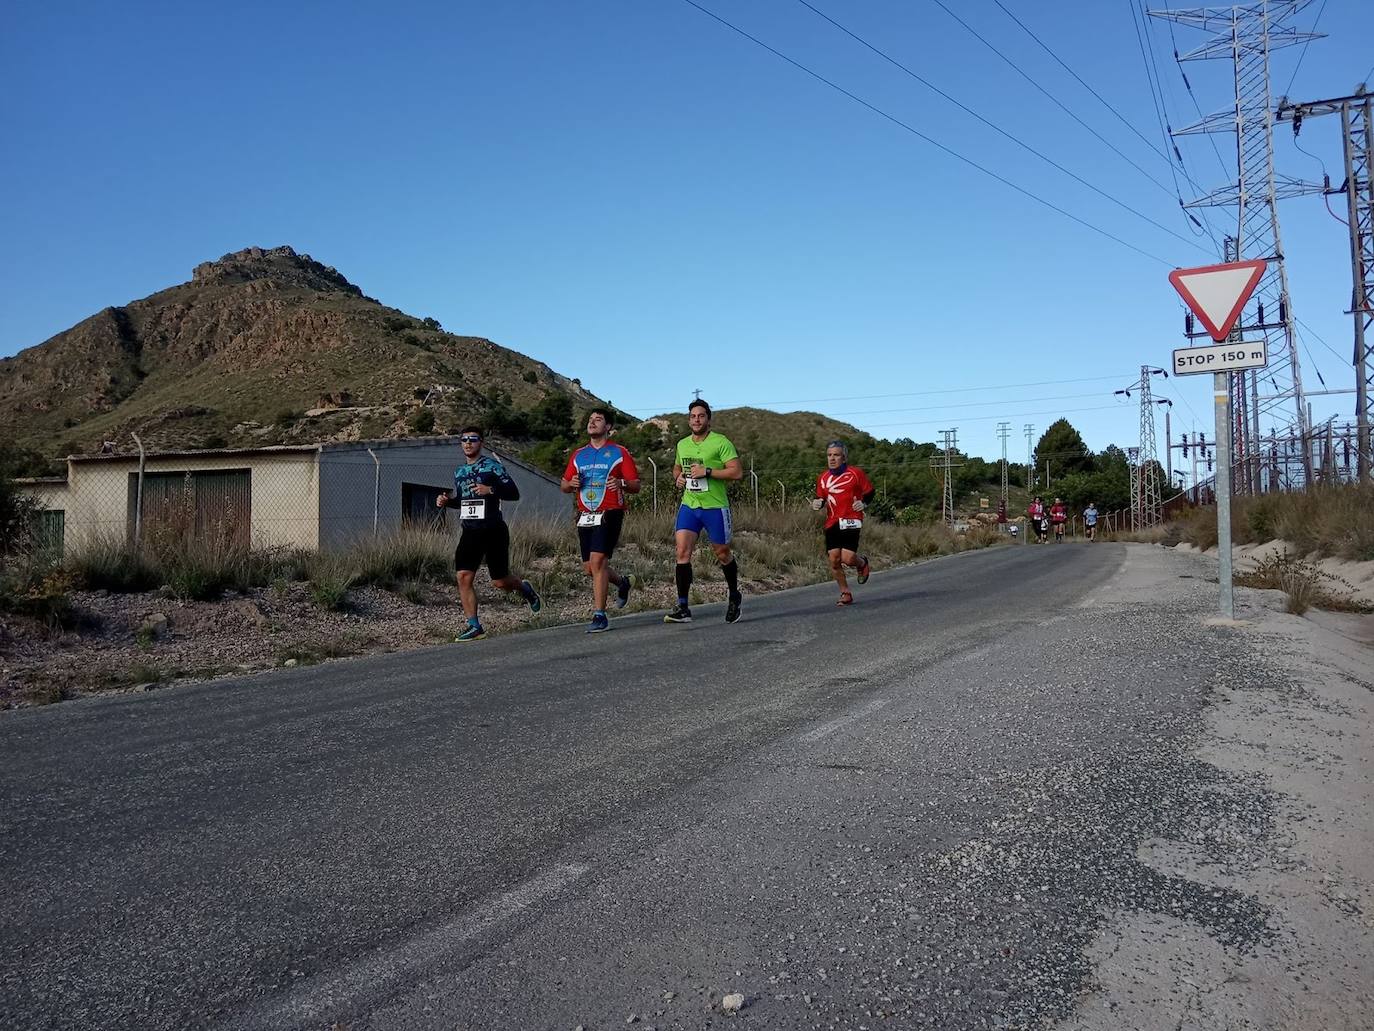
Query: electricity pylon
1153 1 1323 484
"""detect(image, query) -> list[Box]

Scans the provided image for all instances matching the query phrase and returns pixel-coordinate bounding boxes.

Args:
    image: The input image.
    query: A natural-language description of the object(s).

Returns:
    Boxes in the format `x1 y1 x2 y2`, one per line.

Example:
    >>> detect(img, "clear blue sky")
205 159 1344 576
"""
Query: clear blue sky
2 1 1368 471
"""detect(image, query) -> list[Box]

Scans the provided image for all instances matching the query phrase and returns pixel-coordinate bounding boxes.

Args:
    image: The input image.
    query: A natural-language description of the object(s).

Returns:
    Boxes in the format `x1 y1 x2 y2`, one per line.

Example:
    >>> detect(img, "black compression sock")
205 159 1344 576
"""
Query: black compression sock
721 558 739 594
675 562 693 604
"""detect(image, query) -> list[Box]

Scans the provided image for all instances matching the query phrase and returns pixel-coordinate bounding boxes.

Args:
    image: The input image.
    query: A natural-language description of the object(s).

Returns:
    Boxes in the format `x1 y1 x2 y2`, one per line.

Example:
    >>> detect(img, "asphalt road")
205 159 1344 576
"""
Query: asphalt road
0 542 1270 1030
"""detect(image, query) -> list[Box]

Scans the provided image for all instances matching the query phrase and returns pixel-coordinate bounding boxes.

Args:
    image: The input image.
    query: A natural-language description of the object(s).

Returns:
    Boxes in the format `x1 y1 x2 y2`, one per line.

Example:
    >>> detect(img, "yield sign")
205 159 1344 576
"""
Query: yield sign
1167 259 1267 342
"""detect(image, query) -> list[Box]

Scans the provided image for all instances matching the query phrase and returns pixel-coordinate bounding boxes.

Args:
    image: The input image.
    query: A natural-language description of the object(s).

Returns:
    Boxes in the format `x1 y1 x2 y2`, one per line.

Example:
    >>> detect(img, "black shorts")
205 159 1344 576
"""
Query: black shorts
824 525 862 553
577 509 625 561
455 521 511 580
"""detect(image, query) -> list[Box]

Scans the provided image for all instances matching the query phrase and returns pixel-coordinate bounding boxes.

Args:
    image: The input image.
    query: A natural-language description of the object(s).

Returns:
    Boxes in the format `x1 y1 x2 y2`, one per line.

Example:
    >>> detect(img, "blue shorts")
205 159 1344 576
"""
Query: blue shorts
675 504 732 544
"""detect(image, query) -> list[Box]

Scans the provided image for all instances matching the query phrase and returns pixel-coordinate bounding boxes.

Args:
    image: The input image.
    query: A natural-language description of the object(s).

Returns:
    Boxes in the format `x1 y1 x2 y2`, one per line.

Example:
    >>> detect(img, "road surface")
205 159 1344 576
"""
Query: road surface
3 542 1361 1029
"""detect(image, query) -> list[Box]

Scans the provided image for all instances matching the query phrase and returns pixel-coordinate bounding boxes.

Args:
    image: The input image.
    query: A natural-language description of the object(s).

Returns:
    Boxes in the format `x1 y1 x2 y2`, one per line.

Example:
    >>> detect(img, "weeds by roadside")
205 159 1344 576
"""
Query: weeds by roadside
4 506 1007 707
1233 549 1374 616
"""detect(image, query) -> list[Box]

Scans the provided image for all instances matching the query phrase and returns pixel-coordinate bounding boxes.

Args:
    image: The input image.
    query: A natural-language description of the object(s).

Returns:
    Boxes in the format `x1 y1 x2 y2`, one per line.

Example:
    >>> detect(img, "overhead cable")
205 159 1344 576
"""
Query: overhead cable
792 0 1210 252
674 0 1189 267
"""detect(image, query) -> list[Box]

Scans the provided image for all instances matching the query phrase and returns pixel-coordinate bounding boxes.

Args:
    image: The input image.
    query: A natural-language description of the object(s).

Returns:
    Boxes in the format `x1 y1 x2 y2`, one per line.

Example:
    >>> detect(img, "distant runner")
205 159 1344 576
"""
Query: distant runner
437 426 542 641
812 441 874 606
1027 496 1048 544
665 399 744 624
561 408 641 633
1049 497 1068 542
1084 502 1099 542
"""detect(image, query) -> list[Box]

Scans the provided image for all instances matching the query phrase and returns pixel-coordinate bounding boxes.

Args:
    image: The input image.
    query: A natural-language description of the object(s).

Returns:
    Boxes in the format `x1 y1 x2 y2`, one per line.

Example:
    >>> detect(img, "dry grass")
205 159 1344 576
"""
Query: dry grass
1173 483 1374 561
1232 549 1373 615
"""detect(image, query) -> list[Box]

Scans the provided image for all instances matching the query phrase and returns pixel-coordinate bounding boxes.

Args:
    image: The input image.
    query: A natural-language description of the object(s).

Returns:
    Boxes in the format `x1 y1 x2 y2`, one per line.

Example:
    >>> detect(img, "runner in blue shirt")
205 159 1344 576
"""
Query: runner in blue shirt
1084 502 1099 542
437 426 541 640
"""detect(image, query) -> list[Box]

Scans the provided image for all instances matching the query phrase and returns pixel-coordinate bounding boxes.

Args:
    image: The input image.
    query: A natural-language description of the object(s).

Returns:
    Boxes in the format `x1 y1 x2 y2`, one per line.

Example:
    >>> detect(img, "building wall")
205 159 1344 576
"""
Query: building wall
315 440 568 550
58 452 320 553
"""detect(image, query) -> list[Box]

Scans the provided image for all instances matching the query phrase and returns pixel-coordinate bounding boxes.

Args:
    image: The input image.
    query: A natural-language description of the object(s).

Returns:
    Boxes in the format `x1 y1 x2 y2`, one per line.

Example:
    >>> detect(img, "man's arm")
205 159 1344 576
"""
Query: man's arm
692 457 743 481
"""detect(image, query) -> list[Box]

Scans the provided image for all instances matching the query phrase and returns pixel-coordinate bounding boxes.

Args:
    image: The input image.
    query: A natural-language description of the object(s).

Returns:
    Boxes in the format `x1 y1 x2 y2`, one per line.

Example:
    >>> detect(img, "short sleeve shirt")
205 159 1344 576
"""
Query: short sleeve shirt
675 431 738 510
563 443 639 513
816 466 875 529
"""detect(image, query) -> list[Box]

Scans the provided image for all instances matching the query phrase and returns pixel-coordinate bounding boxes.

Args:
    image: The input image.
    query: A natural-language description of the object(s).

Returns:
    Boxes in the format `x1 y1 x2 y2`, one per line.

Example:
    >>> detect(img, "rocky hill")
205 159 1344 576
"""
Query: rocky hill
0 246 601 459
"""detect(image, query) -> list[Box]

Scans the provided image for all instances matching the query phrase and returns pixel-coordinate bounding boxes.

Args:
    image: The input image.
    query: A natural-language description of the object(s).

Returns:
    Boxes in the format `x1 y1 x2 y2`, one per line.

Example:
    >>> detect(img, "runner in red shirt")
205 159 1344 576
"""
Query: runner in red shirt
1027 496 1047 543
560 408 641 633
1049 497 1068 542
811 441 875 606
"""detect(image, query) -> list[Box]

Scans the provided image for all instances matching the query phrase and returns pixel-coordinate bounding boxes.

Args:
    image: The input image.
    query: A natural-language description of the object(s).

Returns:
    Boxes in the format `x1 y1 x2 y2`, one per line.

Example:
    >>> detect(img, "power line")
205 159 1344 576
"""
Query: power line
989 0 1224 238
989 0 1171 164
1282 0 1329 100
926 0 1199 216
674 0 1187 266
791 0 1209 252
1162 12 1231 180
615 373 1145 415
1126 0 1222 255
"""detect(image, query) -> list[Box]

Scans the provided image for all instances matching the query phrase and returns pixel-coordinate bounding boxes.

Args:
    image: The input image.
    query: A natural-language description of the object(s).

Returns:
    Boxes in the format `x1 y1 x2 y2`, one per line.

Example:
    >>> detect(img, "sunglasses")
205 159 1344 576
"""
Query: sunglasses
459 435 482 444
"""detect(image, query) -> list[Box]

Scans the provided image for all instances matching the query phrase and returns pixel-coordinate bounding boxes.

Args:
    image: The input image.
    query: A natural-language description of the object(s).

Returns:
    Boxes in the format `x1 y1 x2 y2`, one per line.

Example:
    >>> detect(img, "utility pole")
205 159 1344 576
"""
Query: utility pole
1138 366 1166 526
930 429 963 527
1127 447 1141 532
1165 407 1173 486
997 421 1011 511
1153 1 1322 485
1023 423 1035 491
1275 87 1374 480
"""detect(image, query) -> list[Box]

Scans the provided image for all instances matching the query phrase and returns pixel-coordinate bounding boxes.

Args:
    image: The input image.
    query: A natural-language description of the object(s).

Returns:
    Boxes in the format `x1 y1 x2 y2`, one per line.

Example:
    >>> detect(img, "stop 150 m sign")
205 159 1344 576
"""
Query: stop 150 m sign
1171 341 1268 376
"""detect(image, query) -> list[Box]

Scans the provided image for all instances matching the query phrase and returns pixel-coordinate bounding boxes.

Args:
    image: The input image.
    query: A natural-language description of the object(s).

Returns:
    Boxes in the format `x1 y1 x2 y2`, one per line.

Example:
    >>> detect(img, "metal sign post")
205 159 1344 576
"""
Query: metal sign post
1169 259 1269 620
1213 372 1234 618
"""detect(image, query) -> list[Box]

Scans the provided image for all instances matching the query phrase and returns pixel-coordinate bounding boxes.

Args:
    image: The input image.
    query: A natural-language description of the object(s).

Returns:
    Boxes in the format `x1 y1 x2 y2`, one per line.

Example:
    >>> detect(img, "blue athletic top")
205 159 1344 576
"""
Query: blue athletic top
452 455 520 527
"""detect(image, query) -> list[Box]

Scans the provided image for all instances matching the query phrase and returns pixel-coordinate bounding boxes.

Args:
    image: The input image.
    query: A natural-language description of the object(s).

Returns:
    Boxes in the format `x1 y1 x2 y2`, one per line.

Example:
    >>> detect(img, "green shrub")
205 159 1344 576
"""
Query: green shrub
309 573 354 611
409 408 436 434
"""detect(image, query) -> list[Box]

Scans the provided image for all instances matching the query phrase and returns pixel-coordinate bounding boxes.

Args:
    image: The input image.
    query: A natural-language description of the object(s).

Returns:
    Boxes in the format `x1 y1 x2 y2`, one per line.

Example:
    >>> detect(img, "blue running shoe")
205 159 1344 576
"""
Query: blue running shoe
587 611 611 634
455 622 486 642
521 580 542 613
615 574 634 610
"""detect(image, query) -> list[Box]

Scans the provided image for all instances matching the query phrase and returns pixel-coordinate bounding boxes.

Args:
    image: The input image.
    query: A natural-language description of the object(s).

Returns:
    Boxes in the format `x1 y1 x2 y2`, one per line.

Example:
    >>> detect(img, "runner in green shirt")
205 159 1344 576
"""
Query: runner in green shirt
665 399 745 624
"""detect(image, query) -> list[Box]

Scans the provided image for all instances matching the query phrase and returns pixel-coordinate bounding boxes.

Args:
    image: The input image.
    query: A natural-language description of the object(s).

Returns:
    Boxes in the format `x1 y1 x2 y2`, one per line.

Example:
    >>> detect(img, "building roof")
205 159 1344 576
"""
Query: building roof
63 436 561 484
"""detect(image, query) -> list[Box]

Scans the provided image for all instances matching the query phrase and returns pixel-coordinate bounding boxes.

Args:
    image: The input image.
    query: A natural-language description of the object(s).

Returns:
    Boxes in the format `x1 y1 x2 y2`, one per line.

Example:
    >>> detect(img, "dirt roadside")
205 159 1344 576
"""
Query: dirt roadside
1065 545 1373 1030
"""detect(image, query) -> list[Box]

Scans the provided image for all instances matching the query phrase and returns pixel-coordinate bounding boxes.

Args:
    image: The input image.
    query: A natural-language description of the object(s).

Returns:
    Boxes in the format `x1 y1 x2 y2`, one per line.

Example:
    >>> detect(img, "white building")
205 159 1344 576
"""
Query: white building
20 437 567 556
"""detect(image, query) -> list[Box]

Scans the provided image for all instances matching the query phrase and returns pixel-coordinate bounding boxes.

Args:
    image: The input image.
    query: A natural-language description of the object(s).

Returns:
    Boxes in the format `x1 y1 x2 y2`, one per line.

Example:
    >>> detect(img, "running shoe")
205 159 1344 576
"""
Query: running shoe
856 556 871 585
725 591 743 624
521 580 542 613
663 603 693 623
615 574 634 610
587 611 611 634
455 623 486 642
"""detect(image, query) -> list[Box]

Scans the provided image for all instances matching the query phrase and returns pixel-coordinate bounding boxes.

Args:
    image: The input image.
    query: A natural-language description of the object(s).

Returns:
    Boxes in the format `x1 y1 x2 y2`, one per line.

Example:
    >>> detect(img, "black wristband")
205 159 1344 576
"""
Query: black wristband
704 467 712 479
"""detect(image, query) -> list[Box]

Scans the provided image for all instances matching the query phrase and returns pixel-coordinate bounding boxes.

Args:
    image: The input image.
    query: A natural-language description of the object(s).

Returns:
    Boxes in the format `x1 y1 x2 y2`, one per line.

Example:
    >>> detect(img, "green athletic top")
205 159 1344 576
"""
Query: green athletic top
675 431 739 510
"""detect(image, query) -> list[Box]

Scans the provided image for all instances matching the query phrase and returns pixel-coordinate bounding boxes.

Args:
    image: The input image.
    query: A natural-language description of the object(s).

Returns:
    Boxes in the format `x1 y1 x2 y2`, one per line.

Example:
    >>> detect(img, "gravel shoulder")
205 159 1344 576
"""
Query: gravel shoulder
1064 546 1374 1030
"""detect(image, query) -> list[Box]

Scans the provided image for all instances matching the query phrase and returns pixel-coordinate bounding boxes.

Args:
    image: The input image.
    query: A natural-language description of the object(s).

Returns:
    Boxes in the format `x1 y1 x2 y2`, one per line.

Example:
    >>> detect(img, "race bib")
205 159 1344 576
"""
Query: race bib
839 518 862 530
685 475 708 492
460 499 485 520
577 511 603 527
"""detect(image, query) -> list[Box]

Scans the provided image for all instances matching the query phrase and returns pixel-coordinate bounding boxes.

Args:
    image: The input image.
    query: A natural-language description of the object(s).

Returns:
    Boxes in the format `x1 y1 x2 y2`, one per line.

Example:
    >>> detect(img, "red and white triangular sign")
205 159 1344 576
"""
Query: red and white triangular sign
1167 259 1267 342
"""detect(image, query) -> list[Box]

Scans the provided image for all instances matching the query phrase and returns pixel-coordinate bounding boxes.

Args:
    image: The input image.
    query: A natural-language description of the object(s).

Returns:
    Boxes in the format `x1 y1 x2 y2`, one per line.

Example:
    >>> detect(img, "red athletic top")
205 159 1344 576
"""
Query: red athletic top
816 466 875 529
1049 502 1067 524
563 442 638 513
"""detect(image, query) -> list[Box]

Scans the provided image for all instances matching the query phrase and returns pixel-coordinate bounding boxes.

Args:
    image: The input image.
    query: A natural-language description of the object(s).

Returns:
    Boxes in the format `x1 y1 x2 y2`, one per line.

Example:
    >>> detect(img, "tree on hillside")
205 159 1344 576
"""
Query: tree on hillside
1034 419 1095 478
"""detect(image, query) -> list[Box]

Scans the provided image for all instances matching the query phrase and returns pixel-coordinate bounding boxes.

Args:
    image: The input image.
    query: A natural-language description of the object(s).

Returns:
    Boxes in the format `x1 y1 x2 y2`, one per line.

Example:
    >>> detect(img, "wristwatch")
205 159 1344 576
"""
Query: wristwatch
703 467 712 479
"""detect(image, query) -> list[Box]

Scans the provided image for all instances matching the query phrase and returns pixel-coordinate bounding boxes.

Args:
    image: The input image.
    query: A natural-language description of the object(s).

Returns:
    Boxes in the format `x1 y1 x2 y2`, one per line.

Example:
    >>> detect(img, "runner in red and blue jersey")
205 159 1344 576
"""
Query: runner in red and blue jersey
812 441 875 606
561 408 641 633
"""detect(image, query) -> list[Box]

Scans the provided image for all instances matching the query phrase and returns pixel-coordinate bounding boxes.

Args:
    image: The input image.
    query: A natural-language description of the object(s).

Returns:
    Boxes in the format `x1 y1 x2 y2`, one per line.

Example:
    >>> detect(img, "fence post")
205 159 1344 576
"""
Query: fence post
647 456 658 515
132 432 145 547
